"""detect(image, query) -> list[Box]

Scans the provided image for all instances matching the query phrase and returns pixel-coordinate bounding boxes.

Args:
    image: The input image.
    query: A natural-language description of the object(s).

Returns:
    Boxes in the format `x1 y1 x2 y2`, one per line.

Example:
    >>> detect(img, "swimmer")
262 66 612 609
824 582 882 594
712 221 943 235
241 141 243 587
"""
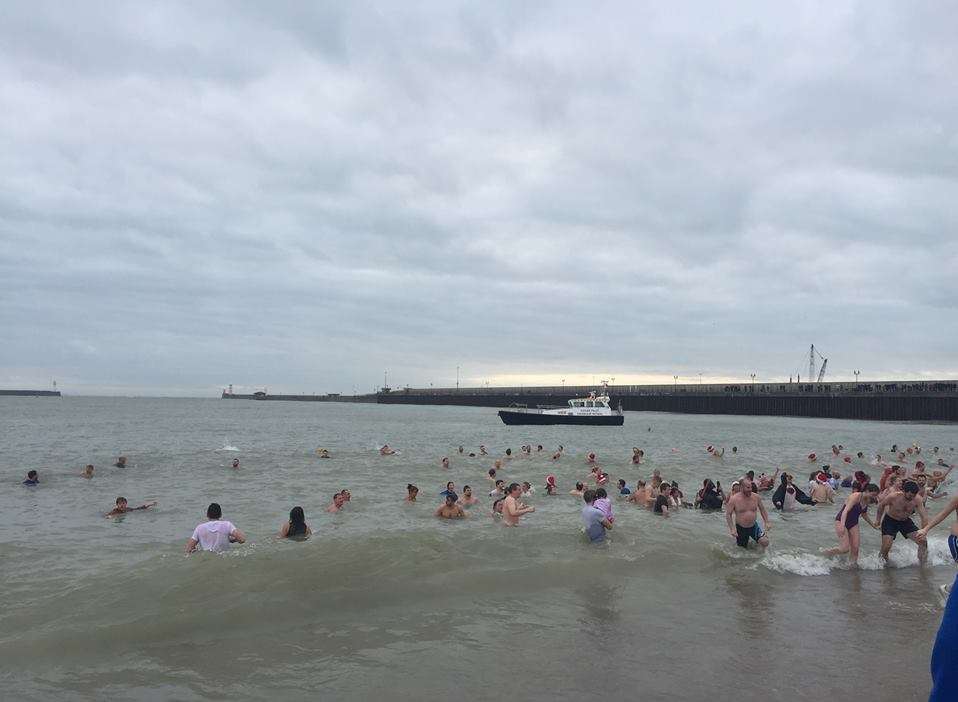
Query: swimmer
279 506 312 539
593 487 614 523
582 489 613 543
725 480 770 549
916 494 958 562
405 484 419 502
880 464 903 491
551 451 561 461
501 483 535 526
537 445 543 452
341 489 352 503
185 503 245 554
631 447 643 465
756 469 779 492
628 480 647 505
653 483 671 518
441 457 450 470
105 496 157 517
479 445 488 456
491 496 506 517
732 446 738 454
380 444 396 456
231 458 240 469
695 479 723 510
459 485 479 507
522 481 536 496
504 448 513 460
618 478 631 496
494 459 503 472
489 479 505 498
316 448 331 459
440 482 456 498
586 452 597 466
809 472 835 504
326 492 346 513
570 481 585 497
436 493 467 519
487 468 497 482
877 480 929 563
458 446 464 455
825 484 880 566
543 475 557 496
22 470 39 485
114 456 127 468
80 465 94 479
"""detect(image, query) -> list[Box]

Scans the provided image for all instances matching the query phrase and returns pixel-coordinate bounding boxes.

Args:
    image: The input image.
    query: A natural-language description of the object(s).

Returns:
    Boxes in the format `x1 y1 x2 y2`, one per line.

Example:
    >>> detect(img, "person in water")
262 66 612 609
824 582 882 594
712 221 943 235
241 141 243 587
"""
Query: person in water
280 506 312 538
581 489 613 543
458 485 478 507
81 464 94 479
185 503 246 554
695 479 723 510
543 475 557 495
653 483 671 517
105 496 157 517
618 479 631 496
231 458 240 469
877 480 929 563
825 484 880 566
809 472 835 504
380 444 396 456
725 480 770 549
440 481 456 498
436 493 466 519
771 473 815 511
522 481 535 496
570 481 585 497
405 484 419 502
114 456 127 468
489 479 505 498
501 483 535 526
326 492 346 513
593 487 614 524
23 470 39 485
441 456 450 469
317 448 331 458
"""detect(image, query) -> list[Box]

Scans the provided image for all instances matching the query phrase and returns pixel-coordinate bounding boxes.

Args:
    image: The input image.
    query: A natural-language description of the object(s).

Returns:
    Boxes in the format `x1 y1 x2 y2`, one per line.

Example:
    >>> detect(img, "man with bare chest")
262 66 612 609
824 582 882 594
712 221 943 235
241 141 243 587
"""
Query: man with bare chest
877 480 928 563
725 481 770 549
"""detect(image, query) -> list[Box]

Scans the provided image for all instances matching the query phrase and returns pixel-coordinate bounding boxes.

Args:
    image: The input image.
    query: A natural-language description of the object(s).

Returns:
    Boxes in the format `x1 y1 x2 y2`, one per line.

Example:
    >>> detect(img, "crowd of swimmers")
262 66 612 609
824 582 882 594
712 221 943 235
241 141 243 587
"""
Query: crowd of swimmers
17 442 958 577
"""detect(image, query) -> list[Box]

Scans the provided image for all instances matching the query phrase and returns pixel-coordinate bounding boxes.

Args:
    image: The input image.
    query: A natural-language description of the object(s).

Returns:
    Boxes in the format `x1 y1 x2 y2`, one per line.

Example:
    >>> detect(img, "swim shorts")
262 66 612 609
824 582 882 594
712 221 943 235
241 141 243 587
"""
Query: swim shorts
881 515 918 539
735 522 765 548
949 534 958 563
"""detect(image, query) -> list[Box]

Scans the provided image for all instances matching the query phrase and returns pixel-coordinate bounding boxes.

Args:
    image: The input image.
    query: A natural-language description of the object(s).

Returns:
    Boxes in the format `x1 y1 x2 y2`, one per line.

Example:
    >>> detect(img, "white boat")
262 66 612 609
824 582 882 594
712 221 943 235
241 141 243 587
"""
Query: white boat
498 391 624 426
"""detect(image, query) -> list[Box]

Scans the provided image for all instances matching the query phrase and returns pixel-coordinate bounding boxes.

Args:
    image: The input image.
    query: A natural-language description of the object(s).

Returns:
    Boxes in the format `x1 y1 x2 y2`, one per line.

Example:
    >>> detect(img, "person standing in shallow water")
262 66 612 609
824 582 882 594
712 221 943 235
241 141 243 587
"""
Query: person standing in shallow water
185 503 245 554
280 506 311 539
581 489 613 543
502 483 534 526
725 480 770 549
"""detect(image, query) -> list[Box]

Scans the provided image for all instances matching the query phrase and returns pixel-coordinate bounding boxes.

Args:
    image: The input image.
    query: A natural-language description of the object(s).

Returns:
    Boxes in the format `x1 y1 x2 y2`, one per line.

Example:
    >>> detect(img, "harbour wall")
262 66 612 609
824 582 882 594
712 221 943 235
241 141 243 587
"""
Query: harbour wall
222 392 376 403
0 389 61 397
376 380 958 422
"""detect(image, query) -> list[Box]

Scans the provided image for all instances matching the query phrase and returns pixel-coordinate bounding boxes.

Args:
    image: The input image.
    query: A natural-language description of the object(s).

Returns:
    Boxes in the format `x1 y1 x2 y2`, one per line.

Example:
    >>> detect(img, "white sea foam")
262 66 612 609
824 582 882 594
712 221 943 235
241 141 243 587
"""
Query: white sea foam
760 538 956 576
216 439 239 452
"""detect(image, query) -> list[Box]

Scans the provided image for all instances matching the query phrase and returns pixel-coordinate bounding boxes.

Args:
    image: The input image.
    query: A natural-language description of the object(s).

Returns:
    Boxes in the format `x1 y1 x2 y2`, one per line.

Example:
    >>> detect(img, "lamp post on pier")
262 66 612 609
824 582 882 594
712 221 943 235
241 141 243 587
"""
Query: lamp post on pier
673 375 678 388
854 369 860 384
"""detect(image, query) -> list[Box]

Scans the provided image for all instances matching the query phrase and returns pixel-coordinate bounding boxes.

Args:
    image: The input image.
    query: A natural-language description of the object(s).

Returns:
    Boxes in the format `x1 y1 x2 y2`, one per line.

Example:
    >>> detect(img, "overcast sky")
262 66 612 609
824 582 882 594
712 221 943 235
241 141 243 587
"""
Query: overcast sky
1 1 956 396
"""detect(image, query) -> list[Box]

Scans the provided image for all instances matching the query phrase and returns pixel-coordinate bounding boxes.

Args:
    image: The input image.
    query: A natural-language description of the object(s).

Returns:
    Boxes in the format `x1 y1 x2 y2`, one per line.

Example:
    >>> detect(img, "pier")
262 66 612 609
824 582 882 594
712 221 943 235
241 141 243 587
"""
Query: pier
0 389 61 397
376 380 958 422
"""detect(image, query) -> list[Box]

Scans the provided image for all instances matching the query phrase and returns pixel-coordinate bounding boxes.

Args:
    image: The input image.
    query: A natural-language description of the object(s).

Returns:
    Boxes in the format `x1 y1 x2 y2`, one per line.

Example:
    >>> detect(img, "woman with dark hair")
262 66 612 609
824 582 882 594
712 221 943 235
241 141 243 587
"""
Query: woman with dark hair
825 484 880 565
280 506 312 539
695 479 723 510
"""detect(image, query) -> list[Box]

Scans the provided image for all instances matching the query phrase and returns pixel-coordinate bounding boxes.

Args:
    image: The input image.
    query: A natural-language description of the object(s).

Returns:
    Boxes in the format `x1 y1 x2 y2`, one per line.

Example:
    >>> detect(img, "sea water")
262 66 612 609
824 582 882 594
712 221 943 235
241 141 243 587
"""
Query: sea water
1 397 955 701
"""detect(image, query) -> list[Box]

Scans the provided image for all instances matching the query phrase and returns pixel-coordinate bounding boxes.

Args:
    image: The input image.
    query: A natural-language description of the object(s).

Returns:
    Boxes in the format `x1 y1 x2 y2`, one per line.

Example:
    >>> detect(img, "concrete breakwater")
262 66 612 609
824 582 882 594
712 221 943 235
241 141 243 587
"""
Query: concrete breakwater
222 391 376 403
0 389 61 397
377 380 958 422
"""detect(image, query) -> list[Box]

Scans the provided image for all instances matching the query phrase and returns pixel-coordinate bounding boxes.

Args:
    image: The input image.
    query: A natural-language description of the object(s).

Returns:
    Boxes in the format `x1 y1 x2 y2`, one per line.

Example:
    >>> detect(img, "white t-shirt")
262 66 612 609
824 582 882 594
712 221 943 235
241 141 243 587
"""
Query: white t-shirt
190 519 238 552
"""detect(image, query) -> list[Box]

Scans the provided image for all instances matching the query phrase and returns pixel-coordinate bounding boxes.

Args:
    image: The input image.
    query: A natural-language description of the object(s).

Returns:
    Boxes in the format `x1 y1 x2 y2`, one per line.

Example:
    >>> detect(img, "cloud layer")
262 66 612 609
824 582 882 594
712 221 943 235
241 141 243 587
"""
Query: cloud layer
1 1 956 395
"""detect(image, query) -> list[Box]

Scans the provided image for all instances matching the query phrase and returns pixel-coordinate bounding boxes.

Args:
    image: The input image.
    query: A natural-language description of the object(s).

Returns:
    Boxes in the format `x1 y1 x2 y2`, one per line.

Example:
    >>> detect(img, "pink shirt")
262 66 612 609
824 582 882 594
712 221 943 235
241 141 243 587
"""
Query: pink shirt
593 497 614 523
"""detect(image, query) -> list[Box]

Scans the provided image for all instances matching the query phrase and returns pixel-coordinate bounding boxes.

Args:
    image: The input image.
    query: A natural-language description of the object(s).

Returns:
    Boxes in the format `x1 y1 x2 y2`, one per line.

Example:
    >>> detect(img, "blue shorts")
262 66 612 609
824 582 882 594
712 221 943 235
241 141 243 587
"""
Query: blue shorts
949 534 958 563
735 522 765 548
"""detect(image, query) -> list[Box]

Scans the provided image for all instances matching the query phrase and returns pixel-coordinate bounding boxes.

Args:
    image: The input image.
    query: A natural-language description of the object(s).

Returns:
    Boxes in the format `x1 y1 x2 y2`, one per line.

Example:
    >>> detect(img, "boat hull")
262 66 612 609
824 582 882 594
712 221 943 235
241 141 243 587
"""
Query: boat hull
498 410 624 426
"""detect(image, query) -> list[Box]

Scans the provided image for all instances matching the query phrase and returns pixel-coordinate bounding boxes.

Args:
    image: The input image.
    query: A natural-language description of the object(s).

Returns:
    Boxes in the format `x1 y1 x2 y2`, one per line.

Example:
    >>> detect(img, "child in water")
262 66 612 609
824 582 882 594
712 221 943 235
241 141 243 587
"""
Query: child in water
592 488 614 524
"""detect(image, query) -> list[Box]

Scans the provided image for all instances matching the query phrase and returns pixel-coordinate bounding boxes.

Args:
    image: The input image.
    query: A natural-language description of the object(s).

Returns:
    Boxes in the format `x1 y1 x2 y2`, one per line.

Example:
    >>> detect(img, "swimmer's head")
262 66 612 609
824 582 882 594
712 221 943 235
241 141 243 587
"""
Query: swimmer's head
407 484 418 495
495 479 504 489
116 497 127 507
507 482 521 496
522 481 532 490
902 480 919 495
488 469 496 477
746 470 755 480
445 493 457 504
618 479 626 488
290 506 305 525
207 503 222 519
232 458 239 466
446 482 455 491
576 482 584 490
463 486 472 496
505 449 512 456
